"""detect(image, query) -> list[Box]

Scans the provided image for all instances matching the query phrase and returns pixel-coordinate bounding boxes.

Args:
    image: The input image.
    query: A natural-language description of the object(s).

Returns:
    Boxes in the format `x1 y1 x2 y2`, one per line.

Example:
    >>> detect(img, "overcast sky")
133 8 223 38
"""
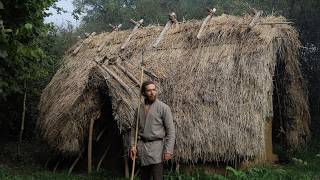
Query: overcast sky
45 0 81 27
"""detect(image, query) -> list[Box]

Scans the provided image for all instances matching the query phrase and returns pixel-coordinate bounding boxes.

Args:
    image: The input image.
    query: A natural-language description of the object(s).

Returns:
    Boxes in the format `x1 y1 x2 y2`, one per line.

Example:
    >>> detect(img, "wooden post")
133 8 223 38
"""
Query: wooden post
88 117 95 174
121 19 144 50
197 7 217 39
153 12 177 48
18 79 27 156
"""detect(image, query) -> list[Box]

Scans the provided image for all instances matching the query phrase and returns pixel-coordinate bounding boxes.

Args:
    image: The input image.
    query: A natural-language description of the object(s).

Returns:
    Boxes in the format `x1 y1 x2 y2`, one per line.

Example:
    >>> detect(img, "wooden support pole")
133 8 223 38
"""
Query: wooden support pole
96 127 107 142
53 160 60 172
96 144 112 172
68 152 82 175
197 7 217 39
248 9 263 28
124 152 129 178
121 19 144 50
88 117 95 174
153 12 177 48
44 157 50 168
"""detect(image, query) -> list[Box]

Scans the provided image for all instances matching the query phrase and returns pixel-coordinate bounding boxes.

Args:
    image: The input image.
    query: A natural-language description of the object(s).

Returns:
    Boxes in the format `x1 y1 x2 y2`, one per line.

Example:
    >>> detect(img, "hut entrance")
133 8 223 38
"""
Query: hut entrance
90 86 124 176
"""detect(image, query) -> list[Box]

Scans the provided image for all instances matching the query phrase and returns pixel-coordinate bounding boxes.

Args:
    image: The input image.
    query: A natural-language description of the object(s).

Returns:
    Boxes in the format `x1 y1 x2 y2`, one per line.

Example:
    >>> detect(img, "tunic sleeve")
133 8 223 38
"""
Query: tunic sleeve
163 105 175 154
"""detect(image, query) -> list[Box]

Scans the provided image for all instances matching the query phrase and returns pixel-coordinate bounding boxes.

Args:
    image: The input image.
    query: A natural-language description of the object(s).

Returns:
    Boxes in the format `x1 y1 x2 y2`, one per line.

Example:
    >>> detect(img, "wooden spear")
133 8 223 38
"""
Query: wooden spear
197 7 217 39
121 19 144 50
130 49 145 180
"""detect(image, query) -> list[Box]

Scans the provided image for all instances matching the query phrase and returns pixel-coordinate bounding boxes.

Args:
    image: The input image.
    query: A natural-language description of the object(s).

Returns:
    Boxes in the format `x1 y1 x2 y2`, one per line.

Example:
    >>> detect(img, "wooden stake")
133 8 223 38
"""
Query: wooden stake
18 79 27 156
68 152 82 174
88 117 95 174
121 19 144 50
153 12 177 48
197 7 217 39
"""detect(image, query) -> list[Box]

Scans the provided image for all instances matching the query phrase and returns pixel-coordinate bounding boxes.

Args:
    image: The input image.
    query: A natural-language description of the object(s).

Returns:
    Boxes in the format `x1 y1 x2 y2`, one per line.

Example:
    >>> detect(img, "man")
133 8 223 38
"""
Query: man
130 80 175 180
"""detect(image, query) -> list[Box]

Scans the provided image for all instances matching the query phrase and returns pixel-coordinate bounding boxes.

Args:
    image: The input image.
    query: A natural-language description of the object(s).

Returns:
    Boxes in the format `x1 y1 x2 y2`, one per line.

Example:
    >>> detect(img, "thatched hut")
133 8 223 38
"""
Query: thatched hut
38 14 310 173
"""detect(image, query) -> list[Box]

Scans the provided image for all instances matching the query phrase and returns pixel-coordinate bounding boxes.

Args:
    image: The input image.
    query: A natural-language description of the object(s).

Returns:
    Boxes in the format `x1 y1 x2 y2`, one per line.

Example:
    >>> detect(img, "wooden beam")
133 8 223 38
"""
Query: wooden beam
121 19 143 50
116 62 140 87
93 59 133 97
197 7 217 39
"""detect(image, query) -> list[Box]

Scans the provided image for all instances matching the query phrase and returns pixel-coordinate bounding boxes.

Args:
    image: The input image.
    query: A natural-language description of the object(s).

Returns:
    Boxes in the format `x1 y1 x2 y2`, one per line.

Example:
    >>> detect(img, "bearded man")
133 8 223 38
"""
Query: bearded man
130 80 175 180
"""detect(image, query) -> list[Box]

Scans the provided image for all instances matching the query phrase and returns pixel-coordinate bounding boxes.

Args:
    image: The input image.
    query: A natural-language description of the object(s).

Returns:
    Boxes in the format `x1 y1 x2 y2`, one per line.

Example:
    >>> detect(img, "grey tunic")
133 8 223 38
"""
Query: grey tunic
130 99 175 166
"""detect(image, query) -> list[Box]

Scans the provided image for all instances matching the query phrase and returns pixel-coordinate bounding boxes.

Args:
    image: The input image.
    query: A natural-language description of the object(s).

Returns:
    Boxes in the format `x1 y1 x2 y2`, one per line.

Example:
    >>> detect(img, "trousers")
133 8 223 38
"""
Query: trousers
140 163 163 180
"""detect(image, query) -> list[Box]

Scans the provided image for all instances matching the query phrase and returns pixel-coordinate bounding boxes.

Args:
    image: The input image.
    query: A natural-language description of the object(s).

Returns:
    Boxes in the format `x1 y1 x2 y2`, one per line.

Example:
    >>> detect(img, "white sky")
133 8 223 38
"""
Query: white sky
45 0 81 27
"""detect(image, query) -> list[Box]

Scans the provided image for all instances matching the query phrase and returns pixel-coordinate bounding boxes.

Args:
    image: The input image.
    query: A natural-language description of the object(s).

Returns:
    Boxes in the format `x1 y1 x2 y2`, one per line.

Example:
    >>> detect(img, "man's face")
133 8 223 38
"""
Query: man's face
144 84 157 102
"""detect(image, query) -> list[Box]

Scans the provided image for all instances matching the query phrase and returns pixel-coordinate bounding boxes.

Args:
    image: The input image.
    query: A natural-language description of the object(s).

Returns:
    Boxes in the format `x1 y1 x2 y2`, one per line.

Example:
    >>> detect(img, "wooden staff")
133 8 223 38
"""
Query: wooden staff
130 49 145 180
197 7 216 39
121 19 144 50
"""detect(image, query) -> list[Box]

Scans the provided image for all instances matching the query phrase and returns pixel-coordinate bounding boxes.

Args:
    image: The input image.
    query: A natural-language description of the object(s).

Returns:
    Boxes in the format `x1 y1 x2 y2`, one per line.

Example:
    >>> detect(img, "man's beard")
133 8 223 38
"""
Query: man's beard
146 95 156 103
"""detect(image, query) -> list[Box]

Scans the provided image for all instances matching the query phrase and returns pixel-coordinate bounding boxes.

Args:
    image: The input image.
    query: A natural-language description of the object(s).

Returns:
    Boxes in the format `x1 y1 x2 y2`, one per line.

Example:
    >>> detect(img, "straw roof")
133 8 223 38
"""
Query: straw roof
38 14 310 163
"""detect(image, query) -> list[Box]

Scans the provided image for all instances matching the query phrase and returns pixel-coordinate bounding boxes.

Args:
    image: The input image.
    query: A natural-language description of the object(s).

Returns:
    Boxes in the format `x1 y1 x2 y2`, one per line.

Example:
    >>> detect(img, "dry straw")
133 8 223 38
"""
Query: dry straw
38 14 310 163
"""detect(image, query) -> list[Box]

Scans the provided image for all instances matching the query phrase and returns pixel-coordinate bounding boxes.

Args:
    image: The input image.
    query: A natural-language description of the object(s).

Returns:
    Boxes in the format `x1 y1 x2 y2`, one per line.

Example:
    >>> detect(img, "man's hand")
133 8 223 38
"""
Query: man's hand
163 152 172 161
130 146 137 160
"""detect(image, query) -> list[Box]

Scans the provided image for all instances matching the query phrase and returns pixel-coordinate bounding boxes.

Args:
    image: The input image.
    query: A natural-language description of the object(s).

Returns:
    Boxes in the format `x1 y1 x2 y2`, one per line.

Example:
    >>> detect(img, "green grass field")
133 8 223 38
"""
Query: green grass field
1 139 320 180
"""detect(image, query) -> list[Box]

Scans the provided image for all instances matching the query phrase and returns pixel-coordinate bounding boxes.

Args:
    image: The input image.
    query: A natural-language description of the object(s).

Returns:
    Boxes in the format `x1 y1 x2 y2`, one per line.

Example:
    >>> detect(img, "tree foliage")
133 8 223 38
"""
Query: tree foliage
0 0 79 139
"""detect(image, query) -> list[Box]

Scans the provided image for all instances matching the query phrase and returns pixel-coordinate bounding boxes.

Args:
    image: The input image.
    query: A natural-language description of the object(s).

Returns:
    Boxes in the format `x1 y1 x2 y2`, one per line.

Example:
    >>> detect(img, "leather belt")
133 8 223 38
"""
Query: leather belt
139 136 163 143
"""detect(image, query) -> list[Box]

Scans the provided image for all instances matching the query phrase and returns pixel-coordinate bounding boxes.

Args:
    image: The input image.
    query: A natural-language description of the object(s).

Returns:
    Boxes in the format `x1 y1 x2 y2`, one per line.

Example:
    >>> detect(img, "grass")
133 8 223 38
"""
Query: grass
1 139 320 179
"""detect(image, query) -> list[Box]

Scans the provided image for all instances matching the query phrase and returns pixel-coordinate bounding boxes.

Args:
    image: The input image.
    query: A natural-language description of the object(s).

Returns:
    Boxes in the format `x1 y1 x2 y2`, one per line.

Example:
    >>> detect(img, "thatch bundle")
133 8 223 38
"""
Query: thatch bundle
38 14 310 163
